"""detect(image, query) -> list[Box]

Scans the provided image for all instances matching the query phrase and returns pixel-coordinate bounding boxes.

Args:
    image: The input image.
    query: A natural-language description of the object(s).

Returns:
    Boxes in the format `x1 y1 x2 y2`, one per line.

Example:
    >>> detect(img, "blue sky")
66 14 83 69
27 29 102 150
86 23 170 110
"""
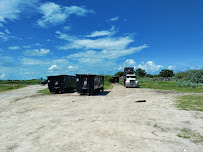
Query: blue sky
0 0 202 80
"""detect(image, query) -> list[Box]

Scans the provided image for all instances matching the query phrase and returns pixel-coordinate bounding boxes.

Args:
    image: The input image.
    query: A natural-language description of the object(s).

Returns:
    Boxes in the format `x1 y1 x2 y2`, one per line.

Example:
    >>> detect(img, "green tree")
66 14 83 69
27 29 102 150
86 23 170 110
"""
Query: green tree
159 69 174 77
135 68 146 77
114 72 124 77
146 74 153 78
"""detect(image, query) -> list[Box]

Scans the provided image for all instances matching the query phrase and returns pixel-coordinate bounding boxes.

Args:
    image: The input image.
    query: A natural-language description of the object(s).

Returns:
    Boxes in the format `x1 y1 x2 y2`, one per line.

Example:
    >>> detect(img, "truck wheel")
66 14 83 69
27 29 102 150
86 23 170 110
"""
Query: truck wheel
87 90 91 96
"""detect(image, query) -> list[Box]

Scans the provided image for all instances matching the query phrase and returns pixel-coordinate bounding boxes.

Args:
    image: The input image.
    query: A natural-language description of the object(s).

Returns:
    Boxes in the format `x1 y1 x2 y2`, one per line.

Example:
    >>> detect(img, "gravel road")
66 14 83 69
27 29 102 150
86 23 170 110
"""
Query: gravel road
0 84 202 152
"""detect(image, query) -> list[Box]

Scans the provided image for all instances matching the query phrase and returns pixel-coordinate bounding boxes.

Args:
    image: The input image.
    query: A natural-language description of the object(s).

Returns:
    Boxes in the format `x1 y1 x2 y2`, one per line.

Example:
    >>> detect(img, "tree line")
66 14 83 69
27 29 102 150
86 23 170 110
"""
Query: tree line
115 68 174 78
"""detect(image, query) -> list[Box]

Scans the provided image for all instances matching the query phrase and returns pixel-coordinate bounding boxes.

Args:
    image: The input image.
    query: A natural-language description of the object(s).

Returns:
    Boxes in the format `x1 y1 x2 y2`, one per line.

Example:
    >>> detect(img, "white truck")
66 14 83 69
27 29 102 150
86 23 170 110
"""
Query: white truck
124 67 138 88
125 74 138 88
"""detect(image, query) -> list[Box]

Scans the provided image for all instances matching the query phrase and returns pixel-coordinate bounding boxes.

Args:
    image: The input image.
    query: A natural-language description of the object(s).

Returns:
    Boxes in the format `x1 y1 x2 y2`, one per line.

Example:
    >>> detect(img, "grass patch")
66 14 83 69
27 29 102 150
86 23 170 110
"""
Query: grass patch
0 79 43 85
103 75 113 90
138 78 203 93
119 80 124 86
104 81 113 90
37 88 51 95
177 128 203 143
0 85 26 93
175 95 203 111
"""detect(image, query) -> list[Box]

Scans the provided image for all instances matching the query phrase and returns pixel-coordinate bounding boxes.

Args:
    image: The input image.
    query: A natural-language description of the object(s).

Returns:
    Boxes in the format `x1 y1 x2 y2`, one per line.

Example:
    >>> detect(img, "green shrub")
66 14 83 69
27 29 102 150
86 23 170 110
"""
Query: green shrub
176 80 196 88
174 70 203 84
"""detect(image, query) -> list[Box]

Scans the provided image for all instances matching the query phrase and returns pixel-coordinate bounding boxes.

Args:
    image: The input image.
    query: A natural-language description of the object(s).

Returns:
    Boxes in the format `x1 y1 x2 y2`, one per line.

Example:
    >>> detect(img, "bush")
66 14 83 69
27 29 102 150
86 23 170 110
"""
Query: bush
103 75 113 82
176 80 196 88
159 69 174 77
146 74 153 78
174 70 203 84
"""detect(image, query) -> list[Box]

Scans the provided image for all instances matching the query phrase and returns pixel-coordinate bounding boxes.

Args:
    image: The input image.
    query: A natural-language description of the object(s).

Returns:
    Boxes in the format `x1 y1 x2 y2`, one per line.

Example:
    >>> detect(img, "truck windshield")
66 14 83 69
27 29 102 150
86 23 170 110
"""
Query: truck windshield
127 76 136 78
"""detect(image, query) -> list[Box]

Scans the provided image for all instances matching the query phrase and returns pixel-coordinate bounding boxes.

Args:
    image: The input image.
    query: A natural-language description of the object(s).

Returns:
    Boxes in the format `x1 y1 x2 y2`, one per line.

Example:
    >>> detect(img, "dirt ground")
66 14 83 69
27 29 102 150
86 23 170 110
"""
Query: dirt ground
0 84 202 152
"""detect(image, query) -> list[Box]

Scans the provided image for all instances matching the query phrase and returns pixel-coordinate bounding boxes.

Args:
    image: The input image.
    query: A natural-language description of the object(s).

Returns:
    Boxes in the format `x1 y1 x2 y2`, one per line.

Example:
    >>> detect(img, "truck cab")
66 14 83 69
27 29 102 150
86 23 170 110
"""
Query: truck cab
125 74 138 88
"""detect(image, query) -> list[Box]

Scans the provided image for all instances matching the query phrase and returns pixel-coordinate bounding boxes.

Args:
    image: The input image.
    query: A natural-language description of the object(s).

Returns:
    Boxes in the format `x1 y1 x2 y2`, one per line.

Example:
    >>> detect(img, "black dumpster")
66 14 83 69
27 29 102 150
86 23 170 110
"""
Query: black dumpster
112 76 119 83
47 75 76 93
76 74 104 96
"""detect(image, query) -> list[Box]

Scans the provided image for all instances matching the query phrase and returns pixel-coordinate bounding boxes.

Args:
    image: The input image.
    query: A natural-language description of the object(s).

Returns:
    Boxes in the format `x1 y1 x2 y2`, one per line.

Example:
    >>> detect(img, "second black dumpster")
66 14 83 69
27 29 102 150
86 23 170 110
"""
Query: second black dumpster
76 74 104 96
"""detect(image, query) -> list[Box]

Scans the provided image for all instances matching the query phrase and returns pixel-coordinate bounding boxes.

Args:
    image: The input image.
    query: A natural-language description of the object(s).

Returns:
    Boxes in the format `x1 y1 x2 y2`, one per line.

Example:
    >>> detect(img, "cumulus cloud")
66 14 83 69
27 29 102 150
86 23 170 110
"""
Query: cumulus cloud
168 65 176 70
107 16 119 22
48 65 59 71
136 61 163 74
190 66 202 70
23 48 50 56
0 0 39 23
37 2 94 27
124 59 136 66
8 46 20 50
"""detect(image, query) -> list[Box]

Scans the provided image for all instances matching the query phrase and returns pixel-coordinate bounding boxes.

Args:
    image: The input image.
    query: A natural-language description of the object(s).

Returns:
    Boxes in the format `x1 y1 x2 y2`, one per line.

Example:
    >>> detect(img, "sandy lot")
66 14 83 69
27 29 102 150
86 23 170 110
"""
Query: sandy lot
0 84 202 152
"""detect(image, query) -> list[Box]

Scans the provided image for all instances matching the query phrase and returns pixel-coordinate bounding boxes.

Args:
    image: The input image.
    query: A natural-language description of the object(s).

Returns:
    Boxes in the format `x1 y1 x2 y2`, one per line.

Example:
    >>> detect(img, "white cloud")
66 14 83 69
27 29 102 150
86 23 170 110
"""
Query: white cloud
0 55 14 65
67 45 148 60
22 43 41 49
55 27 149 75
48 64 59 71
0 0 39 23
118 66 122 70
56 29 144 51
5 29 10 34
23 48 50 56
136 61 163 74
107 16 119 22
0 73 6 79
168 65 176 70
8 46 20 50
124 59 136 66
190 66 202 70
37 2 94 27
86 26 117 37
64 36 134 50
63 26 71 31
0 32 10 41
21 58 50 65
55 31 76 42
68 66 78 69
0 28 16 41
